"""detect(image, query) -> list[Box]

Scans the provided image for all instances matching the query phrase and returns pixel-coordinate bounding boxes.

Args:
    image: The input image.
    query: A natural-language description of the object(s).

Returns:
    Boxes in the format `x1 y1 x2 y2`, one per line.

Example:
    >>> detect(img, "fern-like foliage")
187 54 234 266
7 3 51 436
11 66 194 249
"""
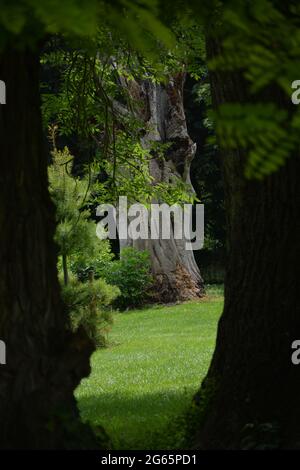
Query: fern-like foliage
207 0 300 178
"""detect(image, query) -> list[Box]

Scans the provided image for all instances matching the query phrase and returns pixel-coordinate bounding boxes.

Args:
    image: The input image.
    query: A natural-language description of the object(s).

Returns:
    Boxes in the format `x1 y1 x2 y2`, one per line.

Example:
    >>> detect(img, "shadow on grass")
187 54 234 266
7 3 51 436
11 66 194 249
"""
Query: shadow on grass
77 388 195 450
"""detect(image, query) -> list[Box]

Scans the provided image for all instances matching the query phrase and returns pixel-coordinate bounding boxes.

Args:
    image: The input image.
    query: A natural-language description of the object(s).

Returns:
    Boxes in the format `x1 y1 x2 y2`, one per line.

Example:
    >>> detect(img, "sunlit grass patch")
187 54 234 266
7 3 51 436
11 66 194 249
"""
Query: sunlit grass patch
76 287 223 449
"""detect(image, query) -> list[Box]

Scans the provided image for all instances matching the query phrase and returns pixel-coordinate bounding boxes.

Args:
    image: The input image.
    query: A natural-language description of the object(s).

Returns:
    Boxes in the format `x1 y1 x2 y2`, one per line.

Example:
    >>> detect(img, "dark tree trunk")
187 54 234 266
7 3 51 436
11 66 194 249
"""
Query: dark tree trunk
193 38 300 449
0 47 97 448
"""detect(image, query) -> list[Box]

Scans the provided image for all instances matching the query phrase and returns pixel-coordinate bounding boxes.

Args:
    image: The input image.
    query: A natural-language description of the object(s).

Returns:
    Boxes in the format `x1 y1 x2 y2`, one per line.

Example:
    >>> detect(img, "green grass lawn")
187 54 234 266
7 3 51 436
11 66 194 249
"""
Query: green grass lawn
75 286 223 450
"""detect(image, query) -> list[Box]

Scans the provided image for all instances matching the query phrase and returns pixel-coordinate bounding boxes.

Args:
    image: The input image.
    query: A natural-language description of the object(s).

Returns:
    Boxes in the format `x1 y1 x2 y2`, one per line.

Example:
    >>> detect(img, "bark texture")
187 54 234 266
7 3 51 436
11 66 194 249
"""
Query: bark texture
119 73 204 302
193 37 300 449
0 47 97 449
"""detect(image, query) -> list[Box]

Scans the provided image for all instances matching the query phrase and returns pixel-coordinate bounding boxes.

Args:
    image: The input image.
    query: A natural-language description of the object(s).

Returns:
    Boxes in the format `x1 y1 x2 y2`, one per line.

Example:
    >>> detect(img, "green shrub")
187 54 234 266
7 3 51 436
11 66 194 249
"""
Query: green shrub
70 239 114 282
102 247 153 310
61 276 120 348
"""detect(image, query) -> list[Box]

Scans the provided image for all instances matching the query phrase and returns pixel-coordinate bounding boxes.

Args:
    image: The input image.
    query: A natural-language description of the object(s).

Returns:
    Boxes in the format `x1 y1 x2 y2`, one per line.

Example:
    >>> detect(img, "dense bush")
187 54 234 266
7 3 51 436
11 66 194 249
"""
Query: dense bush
61 276 120 348
102 247 153 310
70 240 114 282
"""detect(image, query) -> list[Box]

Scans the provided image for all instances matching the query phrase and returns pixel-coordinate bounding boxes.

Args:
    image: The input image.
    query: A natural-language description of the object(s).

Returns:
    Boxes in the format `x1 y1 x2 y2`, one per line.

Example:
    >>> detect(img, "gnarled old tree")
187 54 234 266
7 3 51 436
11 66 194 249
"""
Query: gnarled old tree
114 72 204 302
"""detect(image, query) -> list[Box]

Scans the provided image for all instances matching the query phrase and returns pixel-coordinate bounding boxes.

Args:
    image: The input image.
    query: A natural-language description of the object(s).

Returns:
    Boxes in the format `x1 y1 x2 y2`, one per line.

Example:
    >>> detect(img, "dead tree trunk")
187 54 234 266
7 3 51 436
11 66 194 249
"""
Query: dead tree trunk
119 73 204 302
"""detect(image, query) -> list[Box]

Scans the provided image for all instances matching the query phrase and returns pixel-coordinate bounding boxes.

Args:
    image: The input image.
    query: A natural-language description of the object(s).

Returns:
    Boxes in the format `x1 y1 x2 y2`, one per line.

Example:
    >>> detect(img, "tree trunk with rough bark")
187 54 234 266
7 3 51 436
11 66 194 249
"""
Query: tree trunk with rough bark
0 46 97 449
119 73 204 302
192 37 300 450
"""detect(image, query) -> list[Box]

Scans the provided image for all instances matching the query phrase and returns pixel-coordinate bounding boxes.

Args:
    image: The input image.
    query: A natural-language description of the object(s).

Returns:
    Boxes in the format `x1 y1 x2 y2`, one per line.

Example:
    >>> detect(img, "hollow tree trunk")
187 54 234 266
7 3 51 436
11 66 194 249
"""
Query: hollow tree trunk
0 47 96 449
193 37 300 449
120 73 204 302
